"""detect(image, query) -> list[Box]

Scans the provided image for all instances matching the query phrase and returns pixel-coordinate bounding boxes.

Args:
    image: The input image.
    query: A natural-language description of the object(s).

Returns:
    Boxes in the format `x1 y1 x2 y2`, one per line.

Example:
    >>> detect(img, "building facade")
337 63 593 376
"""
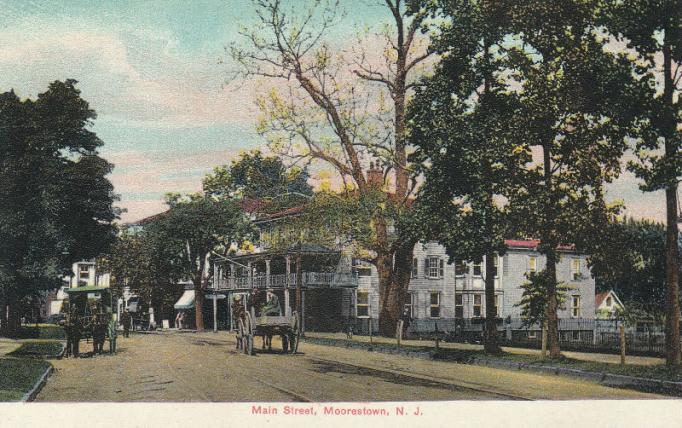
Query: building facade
46 260 111 316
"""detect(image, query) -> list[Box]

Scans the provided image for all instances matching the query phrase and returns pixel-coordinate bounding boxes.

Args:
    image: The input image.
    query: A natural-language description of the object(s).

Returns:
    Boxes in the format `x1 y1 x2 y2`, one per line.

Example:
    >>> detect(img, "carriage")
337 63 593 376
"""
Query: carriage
64 286 113 340
235 296 300 356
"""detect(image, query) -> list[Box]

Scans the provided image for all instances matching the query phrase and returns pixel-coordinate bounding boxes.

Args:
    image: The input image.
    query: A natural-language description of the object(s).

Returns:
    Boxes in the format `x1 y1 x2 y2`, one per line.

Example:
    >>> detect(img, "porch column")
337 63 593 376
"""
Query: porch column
285 256 291 316
247 261 252 289
229 264 235 289
265 258 271 289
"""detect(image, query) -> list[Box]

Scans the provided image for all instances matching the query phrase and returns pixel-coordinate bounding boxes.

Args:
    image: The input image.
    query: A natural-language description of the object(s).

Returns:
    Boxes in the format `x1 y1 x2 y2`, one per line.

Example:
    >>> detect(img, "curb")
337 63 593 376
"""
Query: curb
303 336 682 396
21 363 53 402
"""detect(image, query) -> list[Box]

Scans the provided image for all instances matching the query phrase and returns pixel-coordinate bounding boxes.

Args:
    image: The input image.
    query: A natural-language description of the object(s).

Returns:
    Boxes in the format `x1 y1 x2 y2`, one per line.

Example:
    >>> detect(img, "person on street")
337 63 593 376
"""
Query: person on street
108 314 117 354
260 289 281 316
121 309 131 338
69 308 82 358
399 307 413 340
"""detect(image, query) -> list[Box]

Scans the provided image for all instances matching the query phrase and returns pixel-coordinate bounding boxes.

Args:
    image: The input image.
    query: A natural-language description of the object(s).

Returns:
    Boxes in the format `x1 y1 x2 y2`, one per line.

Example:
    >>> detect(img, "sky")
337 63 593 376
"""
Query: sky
0 0 668 224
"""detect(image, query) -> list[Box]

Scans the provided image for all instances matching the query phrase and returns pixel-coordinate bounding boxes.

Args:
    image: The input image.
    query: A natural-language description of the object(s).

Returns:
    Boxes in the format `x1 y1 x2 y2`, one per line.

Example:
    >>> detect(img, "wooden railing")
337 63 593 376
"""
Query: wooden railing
215 272 357 289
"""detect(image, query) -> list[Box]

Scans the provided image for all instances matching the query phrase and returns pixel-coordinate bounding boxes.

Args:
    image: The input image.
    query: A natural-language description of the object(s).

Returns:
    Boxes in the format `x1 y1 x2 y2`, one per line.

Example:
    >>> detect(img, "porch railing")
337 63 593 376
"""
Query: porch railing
215 272 358 290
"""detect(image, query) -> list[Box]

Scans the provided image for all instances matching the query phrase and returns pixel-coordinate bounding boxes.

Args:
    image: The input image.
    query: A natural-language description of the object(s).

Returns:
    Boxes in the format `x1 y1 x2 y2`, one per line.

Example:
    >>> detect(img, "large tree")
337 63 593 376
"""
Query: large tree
148 194 252 331
100 227 186 323
502 1 644 357
0 80 118 336
230 0 433 335
408 0 528 354
600 0 682 366
588 217 668 320
203 149 313 212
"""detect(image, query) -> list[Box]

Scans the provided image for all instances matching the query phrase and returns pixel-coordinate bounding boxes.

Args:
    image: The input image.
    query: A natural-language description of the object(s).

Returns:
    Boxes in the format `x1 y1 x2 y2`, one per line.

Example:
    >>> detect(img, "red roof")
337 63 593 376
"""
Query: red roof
504 239 576 251
595 291 610 308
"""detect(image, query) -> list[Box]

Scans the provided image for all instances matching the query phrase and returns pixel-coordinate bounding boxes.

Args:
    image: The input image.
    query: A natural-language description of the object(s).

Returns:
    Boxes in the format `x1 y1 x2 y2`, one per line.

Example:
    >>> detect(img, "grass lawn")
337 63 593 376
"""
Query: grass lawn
0 358 51 401
491 352 682 382
9 341 64 359
306 336 682 383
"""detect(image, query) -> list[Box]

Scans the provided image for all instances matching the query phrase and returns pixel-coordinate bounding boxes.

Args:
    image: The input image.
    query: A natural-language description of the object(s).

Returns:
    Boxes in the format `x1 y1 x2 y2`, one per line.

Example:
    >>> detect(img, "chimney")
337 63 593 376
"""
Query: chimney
367 161 383 188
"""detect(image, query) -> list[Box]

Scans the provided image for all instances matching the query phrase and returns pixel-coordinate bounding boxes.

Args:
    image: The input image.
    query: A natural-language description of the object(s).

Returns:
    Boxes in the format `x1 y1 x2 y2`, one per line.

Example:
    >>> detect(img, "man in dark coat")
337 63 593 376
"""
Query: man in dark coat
121 309 131 338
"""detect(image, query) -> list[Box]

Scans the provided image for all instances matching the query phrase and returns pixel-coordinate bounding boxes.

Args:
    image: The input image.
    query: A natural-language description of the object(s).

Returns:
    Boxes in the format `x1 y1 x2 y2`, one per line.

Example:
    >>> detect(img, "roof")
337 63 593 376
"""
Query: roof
65 286 110 294
595 291 610 307
504 239 576 252
595 290 623 308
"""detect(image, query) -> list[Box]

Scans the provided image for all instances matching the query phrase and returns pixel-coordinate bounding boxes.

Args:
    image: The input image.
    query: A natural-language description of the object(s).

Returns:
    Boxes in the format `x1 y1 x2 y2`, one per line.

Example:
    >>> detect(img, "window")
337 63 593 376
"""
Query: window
494 295 500 317
473 295 482 317
78 264 90 280
606 296 612 307
571 258 581 280
429 292 440 318
571 295 581 318
455 260 467 276
528 330 537 339
473 261 482 277
356 291 369 318
404 293 416 318
426 257 443 279
492 255 499 277
411 258 418 278
528 256 537 273
455 294 463 318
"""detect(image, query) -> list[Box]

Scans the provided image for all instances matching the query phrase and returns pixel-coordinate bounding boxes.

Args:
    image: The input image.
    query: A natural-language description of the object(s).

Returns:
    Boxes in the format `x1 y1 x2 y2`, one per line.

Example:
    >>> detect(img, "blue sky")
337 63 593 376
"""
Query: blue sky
0 0 667 223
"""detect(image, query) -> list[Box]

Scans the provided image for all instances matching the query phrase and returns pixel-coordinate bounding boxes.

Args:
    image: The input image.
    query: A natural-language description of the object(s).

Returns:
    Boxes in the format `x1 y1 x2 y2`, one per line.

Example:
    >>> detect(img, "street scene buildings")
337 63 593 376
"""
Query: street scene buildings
1 1 682 417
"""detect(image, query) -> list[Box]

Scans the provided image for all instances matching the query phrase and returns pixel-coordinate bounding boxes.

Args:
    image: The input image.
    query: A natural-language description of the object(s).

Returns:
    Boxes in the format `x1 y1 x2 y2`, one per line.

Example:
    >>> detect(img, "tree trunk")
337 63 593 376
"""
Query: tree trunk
484 252 501 354
545 249 561 358
662 32 681 367
377 242 414 337
4 288 20 338
194 264 205 331
542 144 561 358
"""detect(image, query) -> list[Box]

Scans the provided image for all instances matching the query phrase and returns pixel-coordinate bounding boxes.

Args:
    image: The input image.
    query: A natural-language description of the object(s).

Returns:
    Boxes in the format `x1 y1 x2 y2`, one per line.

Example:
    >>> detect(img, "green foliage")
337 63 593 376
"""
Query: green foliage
149 193 254 286
515 271 571 328
0 81 119 330
409 0 529 264
203 150 312 211
587 217 667 318
600 0 682 192
99 226 185 313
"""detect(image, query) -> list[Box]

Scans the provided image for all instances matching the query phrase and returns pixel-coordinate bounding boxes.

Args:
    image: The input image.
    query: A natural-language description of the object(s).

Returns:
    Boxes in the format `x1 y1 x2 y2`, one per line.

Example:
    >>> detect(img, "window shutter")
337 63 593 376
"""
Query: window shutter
439 259 444 278
424 258 428 278
503 255 509 276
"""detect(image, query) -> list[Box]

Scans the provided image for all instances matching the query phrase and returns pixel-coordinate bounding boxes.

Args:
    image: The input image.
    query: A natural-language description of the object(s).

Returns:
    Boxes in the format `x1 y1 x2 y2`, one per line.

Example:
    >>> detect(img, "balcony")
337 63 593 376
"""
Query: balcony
215 272 358 290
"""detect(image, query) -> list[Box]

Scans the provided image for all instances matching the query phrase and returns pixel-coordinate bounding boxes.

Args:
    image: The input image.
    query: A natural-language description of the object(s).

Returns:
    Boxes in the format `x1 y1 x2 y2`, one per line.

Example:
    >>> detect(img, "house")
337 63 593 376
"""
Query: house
595 290 624 319
46 260 111 317
213 199 597 338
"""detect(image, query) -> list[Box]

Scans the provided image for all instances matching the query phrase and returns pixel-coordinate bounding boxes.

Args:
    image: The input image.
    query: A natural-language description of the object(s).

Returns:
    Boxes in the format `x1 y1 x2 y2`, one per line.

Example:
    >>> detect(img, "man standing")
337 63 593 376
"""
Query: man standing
121 309 131 338
399 307 412 340
108 314 117 354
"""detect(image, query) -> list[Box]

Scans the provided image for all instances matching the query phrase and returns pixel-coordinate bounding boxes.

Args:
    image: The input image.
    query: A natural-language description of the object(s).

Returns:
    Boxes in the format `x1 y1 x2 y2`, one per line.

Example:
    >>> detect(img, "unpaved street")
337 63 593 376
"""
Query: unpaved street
37 331 665 402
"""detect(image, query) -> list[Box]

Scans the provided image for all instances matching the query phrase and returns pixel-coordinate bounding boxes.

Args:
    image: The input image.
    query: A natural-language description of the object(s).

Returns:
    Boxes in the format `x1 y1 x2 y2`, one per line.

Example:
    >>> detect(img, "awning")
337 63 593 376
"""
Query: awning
174 290 195 310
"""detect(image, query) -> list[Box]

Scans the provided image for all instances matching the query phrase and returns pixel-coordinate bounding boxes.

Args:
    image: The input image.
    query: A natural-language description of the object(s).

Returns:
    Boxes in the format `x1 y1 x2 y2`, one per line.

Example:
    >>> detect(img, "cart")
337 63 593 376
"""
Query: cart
237 308 300 356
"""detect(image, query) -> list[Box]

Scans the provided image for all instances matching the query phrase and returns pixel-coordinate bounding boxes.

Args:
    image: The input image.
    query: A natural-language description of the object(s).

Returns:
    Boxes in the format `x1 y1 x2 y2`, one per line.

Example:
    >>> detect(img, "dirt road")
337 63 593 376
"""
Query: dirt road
36 331 665 402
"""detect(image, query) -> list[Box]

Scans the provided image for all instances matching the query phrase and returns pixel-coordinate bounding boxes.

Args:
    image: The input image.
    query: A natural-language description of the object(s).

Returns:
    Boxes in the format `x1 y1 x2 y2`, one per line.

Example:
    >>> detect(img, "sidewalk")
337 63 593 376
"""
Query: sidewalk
305 332 665 366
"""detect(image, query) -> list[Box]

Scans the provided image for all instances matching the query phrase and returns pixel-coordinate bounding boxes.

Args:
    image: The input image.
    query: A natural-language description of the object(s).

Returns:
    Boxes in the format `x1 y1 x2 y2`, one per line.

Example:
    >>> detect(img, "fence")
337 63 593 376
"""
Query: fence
337 317 671 357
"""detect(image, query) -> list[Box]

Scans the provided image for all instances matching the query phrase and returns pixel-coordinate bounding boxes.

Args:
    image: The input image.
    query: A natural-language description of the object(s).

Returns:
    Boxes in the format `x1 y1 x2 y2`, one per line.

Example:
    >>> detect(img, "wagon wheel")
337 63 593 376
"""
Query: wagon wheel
288 311 300 354
244 312 255 356
237 318 246 352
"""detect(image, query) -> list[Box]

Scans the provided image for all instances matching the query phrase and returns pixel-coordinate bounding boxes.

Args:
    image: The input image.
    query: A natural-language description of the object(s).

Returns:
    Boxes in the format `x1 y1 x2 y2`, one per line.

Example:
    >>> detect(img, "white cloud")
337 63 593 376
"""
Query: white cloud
0 16 260 127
